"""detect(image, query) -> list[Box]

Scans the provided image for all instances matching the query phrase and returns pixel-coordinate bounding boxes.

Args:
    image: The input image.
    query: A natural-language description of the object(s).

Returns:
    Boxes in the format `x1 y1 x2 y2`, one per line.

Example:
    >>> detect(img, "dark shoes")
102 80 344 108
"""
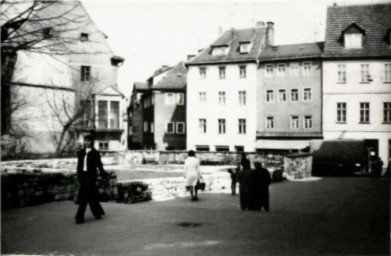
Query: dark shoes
94 215 101 220
75 219 84 224
191 197 199 201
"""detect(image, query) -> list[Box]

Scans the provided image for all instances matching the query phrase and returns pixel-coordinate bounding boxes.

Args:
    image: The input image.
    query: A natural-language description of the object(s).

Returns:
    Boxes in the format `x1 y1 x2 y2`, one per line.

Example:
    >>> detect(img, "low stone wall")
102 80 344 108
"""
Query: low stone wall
120 172 232 201
284 154 313 179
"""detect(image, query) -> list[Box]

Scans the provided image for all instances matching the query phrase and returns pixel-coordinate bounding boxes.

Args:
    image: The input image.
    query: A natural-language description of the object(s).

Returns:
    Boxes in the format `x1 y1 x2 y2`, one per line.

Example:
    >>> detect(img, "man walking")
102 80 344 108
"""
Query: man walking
75 135 108 224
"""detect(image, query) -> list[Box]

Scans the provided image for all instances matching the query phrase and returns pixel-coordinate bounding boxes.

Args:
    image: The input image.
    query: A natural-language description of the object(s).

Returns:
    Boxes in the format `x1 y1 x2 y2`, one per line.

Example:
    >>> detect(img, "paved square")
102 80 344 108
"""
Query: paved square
2 177 389 255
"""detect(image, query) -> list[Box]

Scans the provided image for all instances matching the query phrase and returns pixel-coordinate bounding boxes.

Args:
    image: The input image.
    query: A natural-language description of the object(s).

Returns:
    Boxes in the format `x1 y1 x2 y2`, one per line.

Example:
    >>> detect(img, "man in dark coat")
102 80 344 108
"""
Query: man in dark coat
237 153 251 210
75 135 108 224
247 161 271 211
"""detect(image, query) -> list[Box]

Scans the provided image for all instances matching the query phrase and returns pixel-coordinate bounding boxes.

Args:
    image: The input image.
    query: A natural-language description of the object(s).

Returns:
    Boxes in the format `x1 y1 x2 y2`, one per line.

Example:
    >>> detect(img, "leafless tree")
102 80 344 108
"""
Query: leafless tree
45 81 96 157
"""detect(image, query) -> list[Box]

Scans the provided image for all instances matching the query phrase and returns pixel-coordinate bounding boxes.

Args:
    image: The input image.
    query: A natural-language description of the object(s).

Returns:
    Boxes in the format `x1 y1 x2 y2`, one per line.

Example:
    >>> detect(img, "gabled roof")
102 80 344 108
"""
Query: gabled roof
152 62 187 91
259 42 323 62
93 85 124 97
187 27 267 65
323 3 391 58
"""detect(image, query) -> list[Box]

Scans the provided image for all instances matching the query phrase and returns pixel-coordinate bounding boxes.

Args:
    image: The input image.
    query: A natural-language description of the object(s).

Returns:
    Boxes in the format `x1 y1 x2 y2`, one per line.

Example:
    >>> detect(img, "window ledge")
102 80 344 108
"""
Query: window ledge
359 122 370 124
337 82 346 84
383 122 391 124
336 121 347 124
383 82 391 84
359 82 370 84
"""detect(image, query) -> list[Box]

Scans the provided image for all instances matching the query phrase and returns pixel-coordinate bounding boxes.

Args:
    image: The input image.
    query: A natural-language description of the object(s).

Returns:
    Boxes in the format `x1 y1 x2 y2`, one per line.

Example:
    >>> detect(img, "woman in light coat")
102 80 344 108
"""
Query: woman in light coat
184 150 201 201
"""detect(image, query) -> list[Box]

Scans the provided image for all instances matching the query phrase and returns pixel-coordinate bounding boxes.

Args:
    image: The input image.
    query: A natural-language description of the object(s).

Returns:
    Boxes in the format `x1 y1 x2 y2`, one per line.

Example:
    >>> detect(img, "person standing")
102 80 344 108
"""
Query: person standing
75 135 108 224
247 161 271 211
227 168 239 195
184 150 201 201
237 153 251 210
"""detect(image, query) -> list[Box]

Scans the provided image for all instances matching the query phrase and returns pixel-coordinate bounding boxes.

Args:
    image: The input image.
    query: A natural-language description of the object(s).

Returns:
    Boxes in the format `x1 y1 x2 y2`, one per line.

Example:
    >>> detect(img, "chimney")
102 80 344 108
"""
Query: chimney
256 21 265 27
218 26 223 36
266 21 274 46
187 54 196 61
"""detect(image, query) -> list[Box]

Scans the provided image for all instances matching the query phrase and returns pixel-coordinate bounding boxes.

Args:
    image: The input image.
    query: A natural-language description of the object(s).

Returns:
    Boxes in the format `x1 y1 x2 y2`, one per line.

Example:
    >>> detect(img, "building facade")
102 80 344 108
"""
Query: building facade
256 43 324 152
128 82 148 149
128 62 187 150
322 3 391 164
4 1 125 154
186 22 273 152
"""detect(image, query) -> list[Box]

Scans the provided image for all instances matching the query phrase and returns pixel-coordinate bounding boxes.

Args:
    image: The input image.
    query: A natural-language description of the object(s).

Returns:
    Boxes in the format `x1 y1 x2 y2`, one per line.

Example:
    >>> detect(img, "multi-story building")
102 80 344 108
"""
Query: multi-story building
256 42 324 153
322 3 391 164
186 22 274 152
129 62 187 150
3 1 124 154
128 82 148 149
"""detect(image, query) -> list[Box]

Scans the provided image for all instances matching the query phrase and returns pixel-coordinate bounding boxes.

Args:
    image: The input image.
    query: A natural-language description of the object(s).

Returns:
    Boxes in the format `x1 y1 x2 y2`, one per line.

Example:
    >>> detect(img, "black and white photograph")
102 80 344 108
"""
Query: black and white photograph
1 0 390 255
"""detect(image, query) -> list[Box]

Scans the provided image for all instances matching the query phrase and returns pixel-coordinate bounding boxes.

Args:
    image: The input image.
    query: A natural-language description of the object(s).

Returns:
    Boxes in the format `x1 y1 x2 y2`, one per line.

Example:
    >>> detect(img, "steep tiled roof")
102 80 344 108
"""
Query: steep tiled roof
152 62 187 91
259 42 323 62
323 3 391 58
187 27 266 65
133 82 148 92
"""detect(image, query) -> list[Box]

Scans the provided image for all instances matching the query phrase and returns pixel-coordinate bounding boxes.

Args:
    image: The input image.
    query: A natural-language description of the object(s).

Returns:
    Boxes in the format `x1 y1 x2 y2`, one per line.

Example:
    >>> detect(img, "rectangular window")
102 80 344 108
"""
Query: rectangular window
238 119 246 134
166 93 175 105
151 94 155 105
345 33 362 48
80 33 89 42
277 64 286 76
266 90 274 102
167 122 175 133
361 64 370 83
98 100 108 129
235 146 244 152
304 116 312 129
199 92 206 103
99 141 109 150
303 88 312 101
239 91 246 105
337 64 346 83
265 64 274 77
384 103 391 123
150 122 154 133
360 102 370 123
196 145 209 152
239 66 246 78
337 102 347 123
177 122 185 134
82 100 93 128
199 67 206 79
81 66 91 81
266 116 274 129
215 145 229 152
218 119 226 134
291 116 299 129
218 91 226 105
177 93 184 105
303 62 311 76
219 66 226 79
199 119 207 134
384 64 391 82
110 101 120 129
144 121 148 132
291 89 298 101
289 63 299 76
278 89 286 102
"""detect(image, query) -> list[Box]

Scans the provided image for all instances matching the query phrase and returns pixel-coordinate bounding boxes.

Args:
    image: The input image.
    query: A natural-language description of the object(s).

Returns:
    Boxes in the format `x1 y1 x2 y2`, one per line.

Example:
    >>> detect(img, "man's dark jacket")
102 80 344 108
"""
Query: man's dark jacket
76 148 107 202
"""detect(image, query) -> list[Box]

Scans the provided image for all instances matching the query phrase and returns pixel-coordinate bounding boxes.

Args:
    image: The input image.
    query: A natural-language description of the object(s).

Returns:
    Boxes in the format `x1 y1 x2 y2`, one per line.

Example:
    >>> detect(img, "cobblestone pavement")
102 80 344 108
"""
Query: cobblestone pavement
2 177 389 256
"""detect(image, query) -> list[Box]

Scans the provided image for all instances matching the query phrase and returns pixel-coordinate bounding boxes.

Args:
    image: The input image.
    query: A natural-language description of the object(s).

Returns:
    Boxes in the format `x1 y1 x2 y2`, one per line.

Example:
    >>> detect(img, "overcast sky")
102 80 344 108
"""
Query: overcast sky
81 0 389 98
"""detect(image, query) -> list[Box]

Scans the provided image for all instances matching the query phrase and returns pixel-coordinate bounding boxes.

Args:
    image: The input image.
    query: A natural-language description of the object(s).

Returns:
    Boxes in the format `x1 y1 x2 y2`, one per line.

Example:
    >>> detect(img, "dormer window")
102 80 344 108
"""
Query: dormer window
239 42 252 54
342 23 365 49
345 33 362 48
80 33 89 42
212 46 229 56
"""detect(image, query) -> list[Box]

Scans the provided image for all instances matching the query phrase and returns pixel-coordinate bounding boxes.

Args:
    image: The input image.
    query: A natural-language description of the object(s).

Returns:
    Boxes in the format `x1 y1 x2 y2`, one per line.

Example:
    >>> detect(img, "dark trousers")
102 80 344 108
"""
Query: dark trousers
75 173 105 220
